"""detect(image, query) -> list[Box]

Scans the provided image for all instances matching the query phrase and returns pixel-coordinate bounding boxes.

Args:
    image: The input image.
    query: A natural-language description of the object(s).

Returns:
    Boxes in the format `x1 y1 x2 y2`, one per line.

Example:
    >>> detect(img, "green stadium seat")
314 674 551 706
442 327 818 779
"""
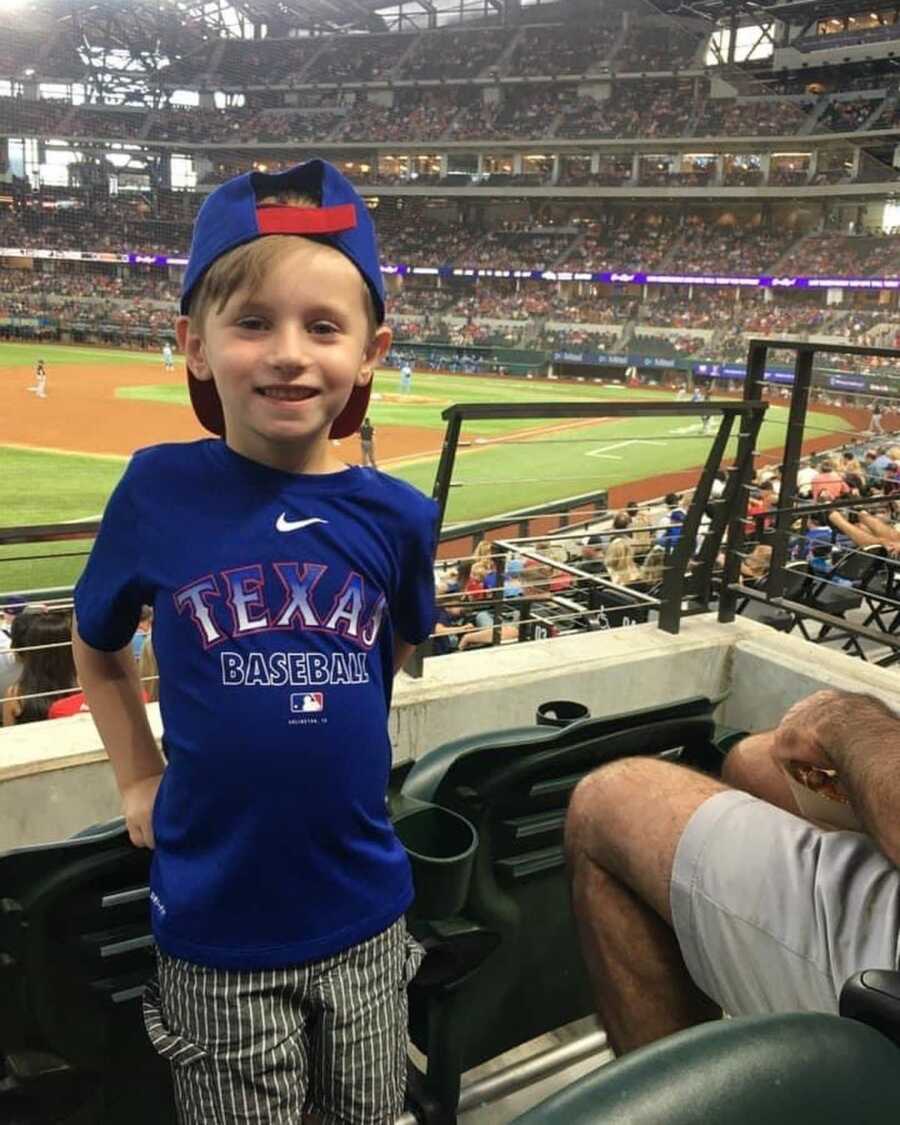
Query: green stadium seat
511 971 900 1125
0 821 174 1124
397 695 723 1123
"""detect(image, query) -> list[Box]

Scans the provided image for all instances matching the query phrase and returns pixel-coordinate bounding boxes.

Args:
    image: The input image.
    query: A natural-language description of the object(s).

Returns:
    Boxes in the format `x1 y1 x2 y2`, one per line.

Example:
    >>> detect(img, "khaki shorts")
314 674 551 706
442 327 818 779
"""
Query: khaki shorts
670 790 900 1016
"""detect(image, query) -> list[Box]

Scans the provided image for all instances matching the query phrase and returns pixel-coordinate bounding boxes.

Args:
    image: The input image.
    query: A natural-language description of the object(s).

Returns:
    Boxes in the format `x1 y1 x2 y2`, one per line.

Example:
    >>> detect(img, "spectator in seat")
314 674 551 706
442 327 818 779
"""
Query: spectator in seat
466 561 491 600
604 537 640 585
841 450 863 478
579 537 609 578
2 608 83 725
811 458 850 502
638 544 666 589
0 596 20 700
796 512 834 561
739 543 772 583
566 689 900 1055
432 599 473 655
626 500 654 552
867 448 892 484
796 457 818 498
656 494 686 548
744 481 775 537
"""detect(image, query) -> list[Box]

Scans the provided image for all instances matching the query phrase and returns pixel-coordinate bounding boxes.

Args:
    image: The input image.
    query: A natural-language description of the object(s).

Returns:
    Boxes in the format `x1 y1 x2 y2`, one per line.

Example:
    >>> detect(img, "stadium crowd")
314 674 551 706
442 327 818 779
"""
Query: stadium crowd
4 249 898 363
2 74 898 152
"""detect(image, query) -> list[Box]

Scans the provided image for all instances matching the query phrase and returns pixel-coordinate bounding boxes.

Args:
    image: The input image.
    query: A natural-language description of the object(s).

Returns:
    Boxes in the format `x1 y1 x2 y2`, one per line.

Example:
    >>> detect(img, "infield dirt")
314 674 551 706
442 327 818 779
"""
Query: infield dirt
0 360 441 463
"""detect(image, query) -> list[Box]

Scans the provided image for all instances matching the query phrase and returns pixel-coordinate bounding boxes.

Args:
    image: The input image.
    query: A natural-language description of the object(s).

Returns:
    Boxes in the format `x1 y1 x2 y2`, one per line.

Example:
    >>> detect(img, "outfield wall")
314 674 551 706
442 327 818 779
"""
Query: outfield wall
2 616 895 852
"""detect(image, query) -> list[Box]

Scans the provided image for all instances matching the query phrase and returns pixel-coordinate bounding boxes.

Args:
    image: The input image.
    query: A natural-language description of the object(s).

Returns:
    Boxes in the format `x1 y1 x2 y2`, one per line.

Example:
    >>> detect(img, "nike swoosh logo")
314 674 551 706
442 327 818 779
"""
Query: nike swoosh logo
276 514 328 533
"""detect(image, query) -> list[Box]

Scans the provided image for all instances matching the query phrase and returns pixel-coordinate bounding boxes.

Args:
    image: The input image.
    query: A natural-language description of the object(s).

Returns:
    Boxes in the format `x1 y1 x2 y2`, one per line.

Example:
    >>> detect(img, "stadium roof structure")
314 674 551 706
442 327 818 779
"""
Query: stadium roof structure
9 0 521 43
649 0 890 23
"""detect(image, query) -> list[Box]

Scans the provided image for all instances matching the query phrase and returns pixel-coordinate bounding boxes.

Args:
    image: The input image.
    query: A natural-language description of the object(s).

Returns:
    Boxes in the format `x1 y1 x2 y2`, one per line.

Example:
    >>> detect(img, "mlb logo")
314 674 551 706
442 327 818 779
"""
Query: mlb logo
291 692 324 714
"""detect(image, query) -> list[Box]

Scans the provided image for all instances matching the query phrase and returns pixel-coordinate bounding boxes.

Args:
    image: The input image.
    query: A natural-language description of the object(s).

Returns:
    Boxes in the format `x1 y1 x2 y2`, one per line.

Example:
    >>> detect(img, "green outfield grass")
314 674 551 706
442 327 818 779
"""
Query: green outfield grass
0 448 127 593
1 353 850 593
0 341 161 367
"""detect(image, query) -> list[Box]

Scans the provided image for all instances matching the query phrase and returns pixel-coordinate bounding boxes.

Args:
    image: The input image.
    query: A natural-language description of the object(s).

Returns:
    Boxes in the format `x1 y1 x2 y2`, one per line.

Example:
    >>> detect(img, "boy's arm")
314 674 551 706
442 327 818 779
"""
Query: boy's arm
393 637 416 675
72 614 165 848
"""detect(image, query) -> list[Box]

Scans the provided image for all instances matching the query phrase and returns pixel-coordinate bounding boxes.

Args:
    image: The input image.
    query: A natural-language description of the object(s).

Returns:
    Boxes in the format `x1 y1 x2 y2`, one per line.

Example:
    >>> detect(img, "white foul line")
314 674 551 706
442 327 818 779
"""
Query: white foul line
586 439 666 461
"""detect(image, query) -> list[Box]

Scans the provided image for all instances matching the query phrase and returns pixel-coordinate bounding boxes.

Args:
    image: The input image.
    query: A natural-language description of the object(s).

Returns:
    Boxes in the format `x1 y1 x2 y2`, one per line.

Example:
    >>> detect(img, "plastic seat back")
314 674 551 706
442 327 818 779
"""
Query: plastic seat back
0 823 174 1123
511 1010 900 1125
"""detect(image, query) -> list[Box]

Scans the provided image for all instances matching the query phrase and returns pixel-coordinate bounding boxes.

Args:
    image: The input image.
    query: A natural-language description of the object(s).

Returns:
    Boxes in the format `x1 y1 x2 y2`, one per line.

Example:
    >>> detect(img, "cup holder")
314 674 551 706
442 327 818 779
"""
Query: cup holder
393 801 478 920
536 700 590 728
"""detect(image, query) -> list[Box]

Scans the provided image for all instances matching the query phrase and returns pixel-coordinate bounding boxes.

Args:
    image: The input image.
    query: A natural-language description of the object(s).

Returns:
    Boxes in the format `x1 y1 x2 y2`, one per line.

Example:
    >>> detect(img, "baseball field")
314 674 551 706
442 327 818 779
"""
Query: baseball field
0 340 855 593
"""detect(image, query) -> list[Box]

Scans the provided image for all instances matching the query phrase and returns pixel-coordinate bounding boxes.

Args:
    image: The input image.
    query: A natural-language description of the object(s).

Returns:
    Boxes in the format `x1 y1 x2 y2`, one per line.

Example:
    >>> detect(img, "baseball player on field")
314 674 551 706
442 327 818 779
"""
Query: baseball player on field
29 357 48 398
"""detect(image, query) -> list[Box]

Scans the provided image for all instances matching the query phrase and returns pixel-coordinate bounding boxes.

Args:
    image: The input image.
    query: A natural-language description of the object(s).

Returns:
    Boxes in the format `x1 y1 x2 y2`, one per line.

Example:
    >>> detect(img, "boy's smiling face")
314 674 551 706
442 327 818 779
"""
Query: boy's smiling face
178 238 391 474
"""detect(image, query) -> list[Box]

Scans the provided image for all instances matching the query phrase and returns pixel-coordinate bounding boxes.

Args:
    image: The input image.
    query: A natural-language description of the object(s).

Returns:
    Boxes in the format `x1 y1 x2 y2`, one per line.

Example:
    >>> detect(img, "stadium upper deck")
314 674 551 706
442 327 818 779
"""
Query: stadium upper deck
0 3 899 186
2 0 900 339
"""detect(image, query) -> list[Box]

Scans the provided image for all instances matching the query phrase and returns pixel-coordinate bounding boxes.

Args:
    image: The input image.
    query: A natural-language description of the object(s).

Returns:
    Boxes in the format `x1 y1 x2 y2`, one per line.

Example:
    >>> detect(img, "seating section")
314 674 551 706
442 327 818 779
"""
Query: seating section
397 696 723 1117
0 697 722 1122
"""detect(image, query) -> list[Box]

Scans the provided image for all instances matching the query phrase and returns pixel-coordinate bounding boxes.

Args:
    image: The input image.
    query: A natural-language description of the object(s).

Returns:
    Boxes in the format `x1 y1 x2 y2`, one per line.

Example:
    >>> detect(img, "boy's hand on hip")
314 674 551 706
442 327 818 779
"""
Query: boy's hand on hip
122 773 164 849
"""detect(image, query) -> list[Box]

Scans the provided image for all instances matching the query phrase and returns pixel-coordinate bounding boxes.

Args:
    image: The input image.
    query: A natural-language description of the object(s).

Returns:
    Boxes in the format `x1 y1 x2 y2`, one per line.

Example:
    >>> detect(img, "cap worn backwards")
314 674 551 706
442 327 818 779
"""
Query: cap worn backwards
180 158 385 441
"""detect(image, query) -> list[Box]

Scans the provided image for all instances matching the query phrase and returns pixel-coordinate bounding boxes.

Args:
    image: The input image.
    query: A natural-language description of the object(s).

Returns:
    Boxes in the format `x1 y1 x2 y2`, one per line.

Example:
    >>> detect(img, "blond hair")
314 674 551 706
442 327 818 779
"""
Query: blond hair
639 545 666 586
187 188 376 334
604 537 639 585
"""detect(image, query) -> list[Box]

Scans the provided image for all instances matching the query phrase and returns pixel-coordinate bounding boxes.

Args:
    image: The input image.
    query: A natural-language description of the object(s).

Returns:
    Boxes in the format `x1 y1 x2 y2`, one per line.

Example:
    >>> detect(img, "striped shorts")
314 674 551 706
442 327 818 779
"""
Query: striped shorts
143 919 424 1125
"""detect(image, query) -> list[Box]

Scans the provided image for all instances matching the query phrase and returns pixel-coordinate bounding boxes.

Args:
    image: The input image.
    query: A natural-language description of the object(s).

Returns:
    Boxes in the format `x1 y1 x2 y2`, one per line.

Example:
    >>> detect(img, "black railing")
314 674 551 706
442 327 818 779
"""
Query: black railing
719 337 900 665
432 399 769 635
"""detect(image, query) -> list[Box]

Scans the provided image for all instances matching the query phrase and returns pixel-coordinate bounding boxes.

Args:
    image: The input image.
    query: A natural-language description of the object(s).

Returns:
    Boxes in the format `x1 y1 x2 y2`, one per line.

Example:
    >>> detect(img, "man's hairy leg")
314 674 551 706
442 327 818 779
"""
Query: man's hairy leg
566 758 725 1055
721 731 800 814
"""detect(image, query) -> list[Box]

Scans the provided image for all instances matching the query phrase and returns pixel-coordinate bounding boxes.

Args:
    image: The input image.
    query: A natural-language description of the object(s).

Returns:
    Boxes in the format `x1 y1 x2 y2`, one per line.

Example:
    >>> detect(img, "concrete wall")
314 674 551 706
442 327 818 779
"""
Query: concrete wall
1 615 895 851
724 629 900 733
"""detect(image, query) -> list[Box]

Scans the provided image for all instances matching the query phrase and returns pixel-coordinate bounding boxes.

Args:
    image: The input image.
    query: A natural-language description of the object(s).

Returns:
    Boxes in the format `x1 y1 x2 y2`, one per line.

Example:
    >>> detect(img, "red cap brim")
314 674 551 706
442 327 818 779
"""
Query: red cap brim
187 365 372 442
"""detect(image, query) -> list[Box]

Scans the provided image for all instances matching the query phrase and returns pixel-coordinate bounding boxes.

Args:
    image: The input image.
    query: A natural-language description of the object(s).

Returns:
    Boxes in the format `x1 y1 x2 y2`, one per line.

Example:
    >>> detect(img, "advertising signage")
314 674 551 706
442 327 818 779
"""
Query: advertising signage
1 246 899 291
692 363 876 393
554 351 687 368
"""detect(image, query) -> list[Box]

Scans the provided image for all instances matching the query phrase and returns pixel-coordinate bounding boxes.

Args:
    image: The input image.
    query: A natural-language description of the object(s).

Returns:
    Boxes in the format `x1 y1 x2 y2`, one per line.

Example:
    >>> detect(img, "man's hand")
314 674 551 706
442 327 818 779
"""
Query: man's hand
771 689 844 773
122 772 164 849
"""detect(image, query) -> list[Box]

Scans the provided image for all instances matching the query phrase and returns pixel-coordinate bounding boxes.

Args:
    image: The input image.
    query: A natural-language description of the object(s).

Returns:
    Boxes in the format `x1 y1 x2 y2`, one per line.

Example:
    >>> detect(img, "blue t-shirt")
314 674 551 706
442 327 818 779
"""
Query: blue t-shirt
802 525 833 560
75 440 438 970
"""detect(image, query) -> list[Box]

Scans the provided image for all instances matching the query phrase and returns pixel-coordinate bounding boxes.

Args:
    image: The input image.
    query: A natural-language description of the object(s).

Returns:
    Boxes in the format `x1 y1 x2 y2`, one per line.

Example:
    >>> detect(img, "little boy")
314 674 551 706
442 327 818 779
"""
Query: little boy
73 159 438 1124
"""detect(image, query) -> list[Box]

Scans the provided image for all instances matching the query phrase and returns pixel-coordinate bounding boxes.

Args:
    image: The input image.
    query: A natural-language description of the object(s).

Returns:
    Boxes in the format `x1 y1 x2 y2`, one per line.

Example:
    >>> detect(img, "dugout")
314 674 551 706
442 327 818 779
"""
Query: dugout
389 341 546 378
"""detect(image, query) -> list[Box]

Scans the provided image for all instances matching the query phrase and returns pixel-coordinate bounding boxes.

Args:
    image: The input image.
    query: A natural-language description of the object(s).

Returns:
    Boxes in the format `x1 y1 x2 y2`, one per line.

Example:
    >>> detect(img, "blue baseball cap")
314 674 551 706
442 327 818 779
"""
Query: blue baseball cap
181 158 385 441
